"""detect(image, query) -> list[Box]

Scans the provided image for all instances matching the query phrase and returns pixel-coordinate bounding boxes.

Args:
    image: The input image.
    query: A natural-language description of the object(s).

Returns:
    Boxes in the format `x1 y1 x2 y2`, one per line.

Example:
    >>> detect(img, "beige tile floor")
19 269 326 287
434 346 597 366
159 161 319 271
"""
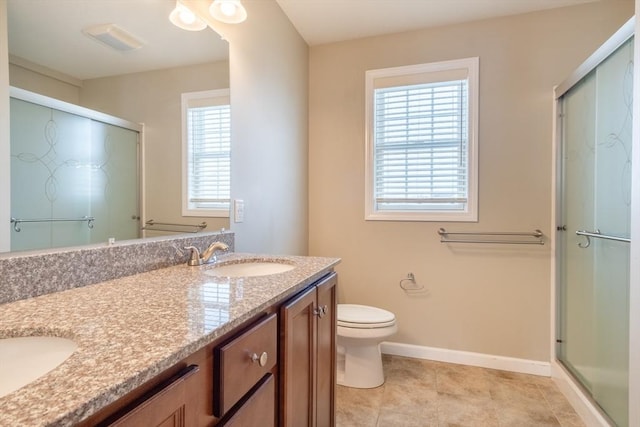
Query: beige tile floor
336 355 586 427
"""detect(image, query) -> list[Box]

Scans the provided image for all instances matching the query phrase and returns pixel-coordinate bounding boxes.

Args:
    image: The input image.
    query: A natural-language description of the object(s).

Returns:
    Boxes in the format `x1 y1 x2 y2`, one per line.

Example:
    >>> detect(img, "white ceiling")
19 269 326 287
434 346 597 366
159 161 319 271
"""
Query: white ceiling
274 0 598 46
7 0 598 81
7 0 228 80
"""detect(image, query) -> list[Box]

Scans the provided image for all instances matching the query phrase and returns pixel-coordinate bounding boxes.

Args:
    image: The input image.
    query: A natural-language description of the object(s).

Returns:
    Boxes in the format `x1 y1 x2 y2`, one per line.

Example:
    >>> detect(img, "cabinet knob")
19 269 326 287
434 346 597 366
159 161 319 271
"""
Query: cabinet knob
314 305 328 318
251 351 268 367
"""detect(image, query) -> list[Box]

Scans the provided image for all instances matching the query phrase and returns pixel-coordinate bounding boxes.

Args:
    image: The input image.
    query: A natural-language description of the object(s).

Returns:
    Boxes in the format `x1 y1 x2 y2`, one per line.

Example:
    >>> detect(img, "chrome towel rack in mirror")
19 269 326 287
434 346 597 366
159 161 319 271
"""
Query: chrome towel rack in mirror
11 216 95 232
438 228 544 245
576 229 630 248
142 219 207 233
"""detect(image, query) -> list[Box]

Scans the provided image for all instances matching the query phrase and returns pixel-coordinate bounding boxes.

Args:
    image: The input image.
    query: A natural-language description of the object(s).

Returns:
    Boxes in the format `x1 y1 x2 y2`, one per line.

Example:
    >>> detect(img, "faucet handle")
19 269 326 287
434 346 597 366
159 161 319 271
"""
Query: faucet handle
184 246 202 266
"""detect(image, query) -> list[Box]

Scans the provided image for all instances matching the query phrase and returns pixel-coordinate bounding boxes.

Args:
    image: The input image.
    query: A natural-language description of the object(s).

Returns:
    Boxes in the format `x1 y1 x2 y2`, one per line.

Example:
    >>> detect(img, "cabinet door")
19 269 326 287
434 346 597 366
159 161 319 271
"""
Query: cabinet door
219 374 276 427
108 365 199 427
280 285 317 427
316 275 337 427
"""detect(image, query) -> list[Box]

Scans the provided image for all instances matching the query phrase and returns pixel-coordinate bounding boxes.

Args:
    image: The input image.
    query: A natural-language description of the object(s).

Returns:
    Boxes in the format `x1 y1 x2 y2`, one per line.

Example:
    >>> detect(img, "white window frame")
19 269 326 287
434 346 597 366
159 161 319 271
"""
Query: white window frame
365 57 479 222
181 89 231 218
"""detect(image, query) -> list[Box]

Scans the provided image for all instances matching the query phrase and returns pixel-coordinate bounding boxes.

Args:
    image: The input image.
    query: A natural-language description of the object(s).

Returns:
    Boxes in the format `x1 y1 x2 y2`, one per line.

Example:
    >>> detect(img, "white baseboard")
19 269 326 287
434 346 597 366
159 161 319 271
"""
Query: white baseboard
550 361 611 427
380 341 551 377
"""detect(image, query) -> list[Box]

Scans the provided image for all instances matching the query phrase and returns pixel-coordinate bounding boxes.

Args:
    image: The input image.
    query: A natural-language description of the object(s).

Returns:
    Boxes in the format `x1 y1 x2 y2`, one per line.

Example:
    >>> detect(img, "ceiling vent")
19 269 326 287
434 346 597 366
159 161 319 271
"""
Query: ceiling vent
82 24 145 52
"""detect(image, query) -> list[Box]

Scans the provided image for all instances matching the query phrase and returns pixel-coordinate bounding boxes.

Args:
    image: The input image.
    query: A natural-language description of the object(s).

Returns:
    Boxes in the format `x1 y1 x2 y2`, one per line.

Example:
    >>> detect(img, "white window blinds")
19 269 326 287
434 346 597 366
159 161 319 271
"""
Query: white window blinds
365 58 478 221
182 89 230 217
374 79 468 211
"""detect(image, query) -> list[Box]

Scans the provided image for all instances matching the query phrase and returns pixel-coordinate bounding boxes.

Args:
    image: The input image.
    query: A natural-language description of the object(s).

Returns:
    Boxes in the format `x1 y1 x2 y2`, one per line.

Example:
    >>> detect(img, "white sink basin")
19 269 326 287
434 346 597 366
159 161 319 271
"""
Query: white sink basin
204 261 295 277
0 336 78 398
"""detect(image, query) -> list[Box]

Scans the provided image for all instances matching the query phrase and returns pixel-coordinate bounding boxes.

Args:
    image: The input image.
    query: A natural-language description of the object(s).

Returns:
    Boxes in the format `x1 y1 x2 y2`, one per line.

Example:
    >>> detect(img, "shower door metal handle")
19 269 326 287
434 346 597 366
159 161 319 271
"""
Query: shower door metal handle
576 229 631 248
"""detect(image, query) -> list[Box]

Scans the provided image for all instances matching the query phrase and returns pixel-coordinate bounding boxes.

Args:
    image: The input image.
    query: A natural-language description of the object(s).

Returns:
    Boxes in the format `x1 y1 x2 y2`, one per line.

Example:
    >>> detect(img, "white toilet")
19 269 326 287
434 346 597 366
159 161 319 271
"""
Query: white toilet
336 304 397 389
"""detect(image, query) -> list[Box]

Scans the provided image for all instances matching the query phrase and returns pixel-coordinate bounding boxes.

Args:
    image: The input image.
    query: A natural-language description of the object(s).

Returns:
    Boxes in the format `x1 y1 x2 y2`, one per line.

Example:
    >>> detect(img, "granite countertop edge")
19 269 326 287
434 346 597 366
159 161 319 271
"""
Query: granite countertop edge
0 252 340 427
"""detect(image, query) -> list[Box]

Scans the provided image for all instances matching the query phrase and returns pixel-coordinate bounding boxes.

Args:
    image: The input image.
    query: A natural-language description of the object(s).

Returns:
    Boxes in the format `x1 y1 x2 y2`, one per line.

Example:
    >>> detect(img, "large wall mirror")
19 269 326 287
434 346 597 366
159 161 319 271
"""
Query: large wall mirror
4 0 230 253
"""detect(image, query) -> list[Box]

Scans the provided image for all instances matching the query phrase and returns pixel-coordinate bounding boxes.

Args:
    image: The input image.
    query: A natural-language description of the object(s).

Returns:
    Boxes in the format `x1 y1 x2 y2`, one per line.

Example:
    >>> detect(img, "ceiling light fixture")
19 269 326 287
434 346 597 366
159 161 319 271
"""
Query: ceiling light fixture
169 1 207 31
82 24 145 52
209 0 247 24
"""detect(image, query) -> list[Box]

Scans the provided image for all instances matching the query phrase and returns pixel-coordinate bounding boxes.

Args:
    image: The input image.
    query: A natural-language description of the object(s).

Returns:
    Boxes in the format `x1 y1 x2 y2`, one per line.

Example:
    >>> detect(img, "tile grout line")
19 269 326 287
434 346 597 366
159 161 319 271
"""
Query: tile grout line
536 382 566 427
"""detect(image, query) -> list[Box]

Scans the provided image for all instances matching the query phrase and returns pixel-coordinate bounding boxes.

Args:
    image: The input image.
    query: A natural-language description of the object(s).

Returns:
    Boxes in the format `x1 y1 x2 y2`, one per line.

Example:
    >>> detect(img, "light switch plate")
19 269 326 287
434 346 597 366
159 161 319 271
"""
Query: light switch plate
234 199 244 223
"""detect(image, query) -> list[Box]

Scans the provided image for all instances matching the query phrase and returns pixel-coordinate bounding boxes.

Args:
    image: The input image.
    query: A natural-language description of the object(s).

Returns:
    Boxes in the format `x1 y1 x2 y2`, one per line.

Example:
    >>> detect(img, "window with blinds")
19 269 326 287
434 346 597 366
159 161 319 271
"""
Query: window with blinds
182 89 231 217
365 58 478 221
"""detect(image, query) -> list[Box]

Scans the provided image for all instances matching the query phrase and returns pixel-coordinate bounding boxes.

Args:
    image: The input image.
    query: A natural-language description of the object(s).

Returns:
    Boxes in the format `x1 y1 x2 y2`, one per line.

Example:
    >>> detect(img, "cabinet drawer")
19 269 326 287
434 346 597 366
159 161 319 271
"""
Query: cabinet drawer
214 313 277 416
219 373 276 427
107 364 199 427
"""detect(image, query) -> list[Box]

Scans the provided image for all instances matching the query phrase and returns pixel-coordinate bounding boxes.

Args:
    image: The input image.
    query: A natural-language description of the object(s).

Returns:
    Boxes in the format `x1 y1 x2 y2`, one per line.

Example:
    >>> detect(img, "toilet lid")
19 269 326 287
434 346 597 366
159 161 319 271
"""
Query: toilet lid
337 304 396 329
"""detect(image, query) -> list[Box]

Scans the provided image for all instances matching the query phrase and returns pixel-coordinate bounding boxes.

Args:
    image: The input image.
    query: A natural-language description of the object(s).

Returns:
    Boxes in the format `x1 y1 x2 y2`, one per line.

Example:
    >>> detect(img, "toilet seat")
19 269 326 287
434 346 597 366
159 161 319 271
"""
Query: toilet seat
337 304 396 329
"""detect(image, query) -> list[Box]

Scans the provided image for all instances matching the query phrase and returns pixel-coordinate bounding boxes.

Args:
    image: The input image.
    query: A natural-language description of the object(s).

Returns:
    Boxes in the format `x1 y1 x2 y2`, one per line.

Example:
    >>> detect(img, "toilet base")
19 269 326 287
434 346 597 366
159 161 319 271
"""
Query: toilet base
336 343 385 388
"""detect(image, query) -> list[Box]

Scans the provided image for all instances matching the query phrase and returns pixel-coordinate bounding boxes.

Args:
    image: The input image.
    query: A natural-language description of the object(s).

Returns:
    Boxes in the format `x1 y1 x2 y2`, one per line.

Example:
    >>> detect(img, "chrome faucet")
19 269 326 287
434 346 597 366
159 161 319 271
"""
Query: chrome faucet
184 241 229 266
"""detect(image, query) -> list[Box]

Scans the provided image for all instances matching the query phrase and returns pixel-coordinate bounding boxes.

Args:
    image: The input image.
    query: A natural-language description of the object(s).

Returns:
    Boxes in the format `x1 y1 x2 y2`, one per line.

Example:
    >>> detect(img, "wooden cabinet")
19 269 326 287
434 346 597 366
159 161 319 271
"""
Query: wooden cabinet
105 365 200 427
315 274 337 427
79 272 336 427
280 272 337 427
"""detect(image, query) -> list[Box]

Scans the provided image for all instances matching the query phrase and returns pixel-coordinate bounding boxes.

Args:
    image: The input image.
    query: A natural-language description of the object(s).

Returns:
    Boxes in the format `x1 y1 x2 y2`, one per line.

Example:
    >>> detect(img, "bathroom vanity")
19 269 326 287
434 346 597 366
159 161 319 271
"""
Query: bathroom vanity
0 251 339 426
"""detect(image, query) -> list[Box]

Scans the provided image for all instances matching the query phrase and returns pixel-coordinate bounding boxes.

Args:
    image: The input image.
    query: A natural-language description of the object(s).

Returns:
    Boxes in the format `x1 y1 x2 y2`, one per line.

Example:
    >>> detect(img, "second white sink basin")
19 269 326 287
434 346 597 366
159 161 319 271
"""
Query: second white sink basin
0 336 77 398
204 261 295 277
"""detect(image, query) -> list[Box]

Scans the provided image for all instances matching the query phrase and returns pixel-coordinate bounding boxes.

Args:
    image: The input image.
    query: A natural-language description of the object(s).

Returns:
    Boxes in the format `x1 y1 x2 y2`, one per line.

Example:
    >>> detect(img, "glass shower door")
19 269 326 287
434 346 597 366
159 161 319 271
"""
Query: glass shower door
89 120 140 243
558 38 632 427
10 97 140 251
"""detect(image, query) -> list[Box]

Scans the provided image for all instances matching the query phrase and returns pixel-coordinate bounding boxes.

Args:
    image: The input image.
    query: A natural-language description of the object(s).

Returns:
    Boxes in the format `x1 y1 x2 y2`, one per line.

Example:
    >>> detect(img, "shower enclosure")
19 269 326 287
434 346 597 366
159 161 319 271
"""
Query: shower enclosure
555 23 633 426
9 88 141 251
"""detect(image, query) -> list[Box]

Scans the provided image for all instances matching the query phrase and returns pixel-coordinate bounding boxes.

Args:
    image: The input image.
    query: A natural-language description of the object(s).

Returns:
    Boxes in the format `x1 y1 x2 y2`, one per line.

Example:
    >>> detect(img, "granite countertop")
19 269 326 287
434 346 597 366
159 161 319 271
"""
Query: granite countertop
0 253 339 427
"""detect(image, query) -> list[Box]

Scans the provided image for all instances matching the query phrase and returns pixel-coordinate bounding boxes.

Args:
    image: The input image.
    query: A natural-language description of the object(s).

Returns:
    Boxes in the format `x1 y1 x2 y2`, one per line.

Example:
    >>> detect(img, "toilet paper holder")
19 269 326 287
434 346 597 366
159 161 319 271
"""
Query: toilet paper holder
399 272 424 291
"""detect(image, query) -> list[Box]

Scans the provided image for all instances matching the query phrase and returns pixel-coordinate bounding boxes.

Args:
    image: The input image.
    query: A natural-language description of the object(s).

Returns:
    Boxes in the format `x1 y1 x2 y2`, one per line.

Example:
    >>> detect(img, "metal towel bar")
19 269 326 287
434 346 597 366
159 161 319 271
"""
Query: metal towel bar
576 229 630 248
438 228 544 245
11 216 95 232
142 219 207 233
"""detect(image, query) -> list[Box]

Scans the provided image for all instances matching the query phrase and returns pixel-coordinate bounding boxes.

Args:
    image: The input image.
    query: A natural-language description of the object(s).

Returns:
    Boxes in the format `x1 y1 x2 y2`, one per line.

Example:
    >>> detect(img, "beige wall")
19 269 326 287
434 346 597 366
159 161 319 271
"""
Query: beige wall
308 2 634 361
9 62 81 104
80 61 230 235
203 0 309 255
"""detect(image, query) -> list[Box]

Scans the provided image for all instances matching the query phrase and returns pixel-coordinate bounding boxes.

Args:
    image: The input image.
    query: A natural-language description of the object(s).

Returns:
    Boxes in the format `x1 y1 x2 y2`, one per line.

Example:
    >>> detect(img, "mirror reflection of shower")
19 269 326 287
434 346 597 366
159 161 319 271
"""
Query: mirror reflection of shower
10 89 141 252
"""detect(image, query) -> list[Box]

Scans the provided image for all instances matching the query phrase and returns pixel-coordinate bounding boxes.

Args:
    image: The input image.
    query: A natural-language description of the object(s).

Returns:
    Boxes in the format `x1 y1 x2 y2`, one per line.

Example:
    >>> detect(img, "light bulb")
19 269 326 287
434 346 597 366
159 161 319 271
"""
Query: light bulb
169 1 207 31
209 0 247 24
179 8 196 25
220 2 237 17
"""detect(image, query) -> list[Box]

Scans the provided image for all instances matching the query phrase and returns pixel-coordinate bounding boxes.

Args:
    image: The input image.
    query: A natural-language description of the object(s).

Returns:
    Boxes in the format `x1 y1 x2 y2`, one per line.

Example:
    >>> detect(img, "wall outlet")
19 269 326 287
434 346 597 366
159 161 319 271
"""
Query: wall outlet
234 199 244 223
